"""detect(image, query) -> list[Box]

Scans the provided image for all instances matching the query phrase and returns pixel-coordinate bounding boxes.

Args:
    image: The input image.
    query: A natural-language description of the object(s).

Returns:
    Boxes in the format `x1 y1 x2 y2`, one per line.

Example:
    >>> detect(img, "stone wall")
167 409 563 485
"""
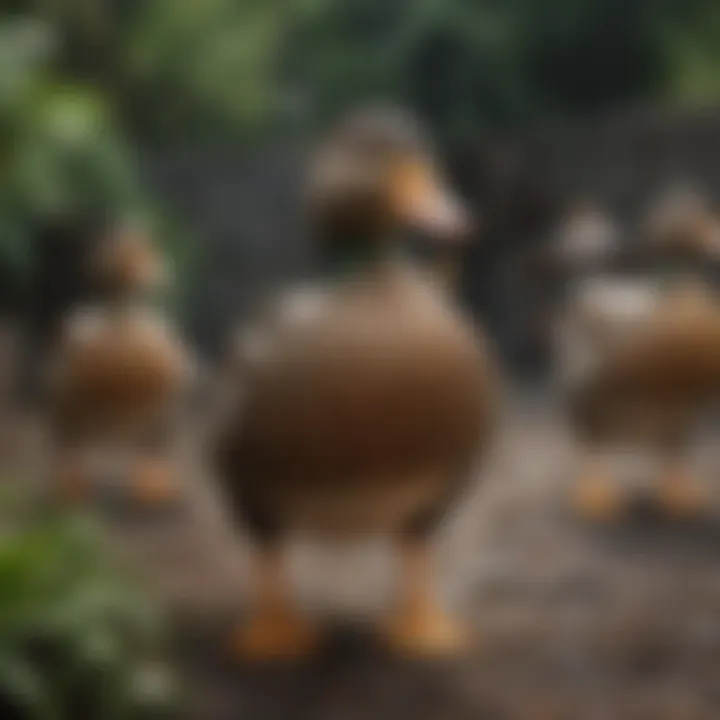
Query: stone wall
523 106 720 219
143 145 310 357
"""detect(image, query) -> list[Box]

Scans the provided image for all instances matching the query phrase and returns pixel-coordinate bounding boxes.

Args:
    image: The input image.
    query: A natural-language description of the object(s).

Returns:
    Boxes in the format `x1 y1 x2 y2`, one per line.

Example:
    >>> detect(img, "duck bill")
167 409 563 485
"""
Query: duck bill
406 185 471 241
395 162 472 242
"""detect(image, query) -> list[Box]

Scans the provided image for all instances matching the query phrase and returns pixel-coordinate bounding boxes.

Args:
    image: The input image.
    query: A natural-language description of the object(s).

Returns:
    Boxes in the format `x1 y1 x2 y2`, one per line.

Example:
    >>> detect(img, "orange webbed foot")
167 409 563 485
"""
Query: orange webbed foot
230 605 320 662
128 457 179 507
383 541 470 658
654 470 709 520
54 455 93 504
383 598 468 657
571 468 627 522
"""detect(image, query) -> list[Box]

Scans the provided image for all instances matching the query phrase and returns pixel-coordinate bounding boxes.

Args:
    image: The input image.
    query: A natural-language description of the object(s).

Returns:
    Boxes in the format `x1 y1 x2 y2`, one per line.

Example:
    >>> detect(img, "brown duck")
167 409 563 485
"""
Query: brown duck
47 221 194 506
213 108 498 659
559 193 720 520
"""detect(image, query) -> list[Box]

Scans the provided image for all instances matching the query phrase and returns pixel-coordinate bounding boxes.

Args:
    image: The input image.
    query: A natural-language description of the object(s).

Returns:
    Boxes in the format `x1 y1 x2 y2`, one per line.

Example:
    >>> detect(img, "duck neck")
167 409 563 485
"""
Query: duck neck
101 289 161 316
318 234 399 280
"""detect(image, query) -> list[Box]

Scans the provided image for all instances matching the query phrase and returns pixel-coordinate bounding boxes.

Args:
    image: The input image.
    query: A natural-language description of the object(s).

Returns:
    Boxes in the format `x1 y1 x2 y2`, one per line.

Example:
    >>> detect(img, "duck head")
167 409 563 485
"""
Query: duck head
90 220 168 303
307 107 470 274
641 189 720 285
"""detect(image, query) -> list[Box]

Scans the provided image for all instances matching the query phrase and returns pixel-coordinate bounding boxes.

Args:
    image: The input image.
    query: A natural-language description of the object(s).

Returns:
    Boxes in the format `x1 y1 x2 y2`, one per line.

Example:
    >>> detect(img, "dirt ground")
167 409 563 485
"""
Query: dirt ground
5 391 720 720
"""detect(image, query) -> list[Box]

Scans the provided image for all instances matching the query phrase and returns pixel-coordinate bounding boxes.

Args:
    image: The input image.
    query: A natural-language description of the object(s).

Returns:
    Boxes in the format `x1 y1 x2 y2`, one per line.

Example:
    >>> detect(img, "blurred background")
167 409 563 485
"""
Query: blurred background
5 1 720 719
5 0 720 373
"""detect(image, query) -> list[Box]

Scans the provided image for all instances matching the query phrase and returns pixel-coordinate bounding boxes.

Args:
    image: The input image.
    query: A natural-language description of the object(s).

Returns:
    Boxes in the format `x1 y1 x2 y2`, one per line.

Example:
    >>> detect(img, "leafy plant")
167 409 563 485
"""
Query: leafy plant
0 14 187 316
0 508 177 720
119 0 290 141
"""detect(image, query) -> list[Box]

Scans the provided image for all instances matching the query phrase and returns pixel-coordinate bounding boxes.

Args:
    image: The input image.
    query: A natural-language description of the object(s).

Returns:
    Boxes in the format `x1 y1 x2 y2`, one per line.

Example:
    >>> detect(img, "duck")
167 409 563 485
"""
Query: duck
640 184 720 270
47 220 195 507
557 189 720 520
212 107 499 660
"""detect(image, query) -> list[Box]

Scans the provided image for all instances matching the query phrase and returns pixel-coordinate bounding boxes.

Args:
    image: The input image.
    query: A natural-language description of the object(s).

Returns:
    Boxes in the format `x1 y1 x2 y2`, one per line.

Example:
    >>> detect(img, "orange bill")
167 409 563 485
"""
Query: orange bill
392 159 471 241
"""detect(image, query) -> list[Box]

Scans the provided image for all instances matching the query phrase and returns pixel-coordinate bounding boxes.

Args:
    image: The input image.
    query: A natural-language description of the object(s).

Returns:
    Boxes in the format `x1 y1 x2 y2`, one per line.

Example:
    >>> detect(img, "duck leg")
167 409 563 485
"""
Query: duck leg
384 539 466 656
571 448 627 521
51 425 93 503
53 447 93 503
231 545 319 661
128 454 178 506
128 421 180 506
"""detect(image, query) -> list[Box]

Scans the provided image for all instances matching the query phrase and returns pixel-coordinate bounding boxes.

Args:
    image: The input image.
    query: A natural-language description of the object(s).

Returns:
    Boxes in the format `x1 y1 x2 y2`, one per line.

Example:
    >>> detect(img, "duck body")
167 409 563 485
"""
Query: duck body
562 277 720 448
217 263 494 538
50 305 191 445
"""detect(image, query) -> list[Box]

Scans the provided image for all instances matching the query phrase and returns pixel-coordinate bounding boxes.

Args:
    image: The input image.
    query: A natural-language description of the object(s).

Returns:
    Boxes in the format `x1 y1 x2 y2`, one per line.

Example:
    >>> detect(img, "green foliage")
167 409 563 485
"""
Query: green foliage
13 0 720 146
0 17 54 272
0 509 176 720
288 0 528 138
0 18 136 241
659 2 720 105
110 0 720 142
10 85 141 220
0 15 177 300
11 0 720 146
119 0 290 141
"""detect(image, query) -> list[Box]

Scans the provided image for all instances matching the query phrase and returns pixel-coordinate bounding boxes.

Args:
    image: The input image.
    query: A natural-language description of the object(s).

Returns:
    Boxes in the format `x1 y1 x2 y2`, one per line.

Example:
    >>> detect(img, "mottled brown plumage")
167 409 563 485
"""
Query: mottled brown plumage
568 284 720 443
49 308 190 445
216 270 495 535
213 107 499 658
